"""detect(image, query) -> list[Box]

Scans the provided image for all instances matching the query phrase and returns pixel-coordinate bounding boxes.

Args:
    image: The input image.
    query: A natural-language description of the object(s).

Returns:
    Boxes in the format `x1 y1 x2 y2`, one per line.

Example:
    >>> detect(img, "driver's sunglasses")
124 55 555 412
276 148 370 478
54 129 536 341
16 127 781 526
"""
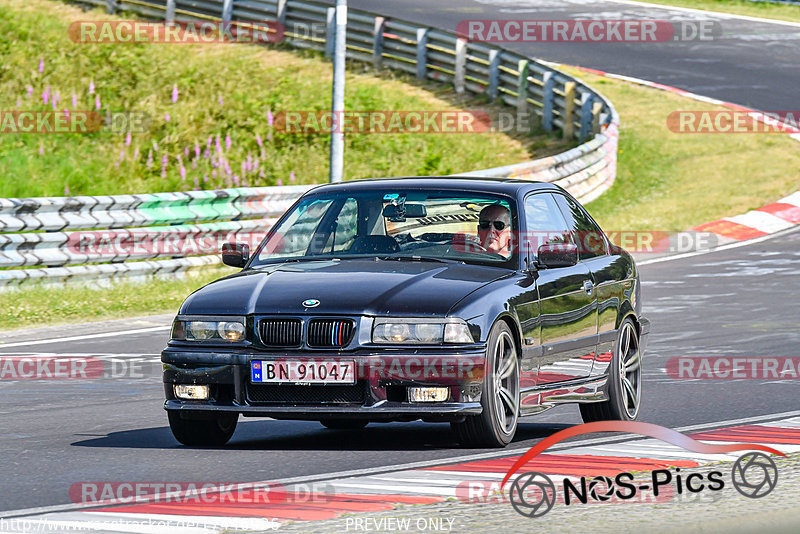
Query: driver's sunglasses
478 220 507 231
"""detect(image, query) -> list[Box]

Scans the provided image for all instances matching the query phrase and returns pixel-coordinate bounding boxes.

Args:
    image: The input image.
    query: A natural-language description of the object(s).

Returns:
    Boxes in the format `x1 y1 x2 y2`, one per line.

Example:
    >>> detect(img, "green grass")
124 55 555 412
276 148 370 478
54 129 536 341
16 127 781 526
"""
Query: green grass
573 68 800 232
0 268 235 330
639 0 800 23
0 0 556 197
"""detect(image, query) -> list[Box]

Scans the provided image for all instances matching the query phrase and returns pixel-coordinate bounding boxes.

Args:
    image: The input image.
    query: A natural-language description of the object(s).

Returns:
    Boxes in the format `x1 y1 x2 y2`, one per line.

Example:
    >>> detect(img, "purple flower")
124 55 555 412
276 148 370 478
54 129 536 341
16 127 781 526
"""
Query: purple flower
39 143 44 155
64 109 70 119
42 86 50 105
180 165 186 180
290 171 296 182
246 154 252 172
203 175 208 182
212 170 217 179
276 178 283 186
16 98 21 107
256 133 263 147
133 147 139 160
38 58 44 74
203 148 210 159
162 153 168 167
153 141 158 152
215 134 222 152
193 177 200 190
259 169 265 179
192 160 197 169
147 150 153 168
64 184 70 196
218 96 224 107
125 133 132 146
26 85 33 97
95 95 101 111
233 175 240 186
194 141 200 159
254 158 259 171
164 112 170 122
225 134 232 151
267 110 274 126
171 84 179 104
89 80 95 95
51 100 57 111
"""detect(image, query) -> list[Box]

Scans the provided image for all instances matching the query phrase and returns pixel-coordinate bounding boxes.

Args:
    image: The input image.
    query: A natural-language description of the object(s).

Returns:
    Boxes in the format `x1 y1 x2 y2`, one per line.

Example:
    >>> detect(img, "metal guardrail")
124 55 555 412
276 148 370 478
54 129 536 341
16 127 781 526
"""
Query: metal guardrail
0 0 620 290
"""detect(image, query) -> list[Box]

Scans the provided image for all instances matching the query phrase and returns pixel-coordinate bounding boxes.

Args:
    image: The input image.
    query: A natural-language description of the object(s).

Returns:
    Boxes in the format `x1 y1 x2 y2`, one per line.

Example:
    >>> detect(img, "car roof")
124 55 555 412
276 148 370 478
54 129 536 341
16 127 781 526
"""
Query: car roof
306 176 562 196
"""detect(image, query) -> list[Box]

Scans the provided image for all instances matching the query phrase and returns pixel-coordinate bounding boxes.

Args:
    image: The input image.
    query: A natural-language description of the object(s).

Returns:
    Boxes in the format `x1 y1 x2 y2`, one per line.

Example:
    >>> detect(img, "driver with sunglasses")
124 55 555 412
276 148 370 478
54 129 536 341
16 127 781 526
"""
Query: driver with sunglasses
477 204 512 258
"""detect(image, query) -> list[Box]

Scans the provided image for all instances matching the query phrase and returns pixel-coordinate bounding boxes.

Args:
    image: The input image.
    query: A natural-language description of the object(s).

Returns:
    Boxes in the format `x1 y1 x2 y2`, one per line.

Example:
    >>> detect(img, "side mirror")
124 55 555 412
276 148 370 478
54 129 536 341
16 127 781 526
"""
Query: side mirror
222 242 250 268
537 242 578 268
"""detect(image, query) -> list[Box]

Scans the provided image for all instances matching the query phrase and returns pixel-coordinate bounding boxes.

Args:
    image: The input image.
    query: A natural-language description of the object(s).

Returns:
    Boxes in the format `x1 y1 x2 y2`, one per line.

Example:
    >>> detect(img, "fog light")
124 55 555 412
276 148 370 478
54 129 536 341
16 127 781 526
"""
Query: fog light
174 384 210 400
408 386 449 403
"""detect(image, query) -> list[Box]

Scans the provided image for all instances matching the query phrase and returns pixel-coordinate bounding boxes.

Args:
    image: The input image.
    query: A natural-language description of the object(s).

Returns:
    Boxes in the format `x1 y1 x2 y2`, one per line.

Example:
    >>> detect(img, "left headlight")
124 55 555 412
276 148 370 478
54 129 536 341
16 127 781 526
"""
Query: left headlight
171 317 246 342
372 318 474 345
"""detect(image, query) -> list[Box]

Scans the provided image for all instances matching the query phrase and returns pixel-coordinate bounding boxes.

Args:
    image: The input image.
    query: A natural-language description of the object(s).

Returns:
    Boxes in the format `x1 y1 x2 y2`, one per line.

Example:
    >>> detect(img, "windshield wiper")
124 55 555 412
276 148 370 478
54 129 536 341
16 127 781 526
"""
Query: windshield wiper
378 255 461 264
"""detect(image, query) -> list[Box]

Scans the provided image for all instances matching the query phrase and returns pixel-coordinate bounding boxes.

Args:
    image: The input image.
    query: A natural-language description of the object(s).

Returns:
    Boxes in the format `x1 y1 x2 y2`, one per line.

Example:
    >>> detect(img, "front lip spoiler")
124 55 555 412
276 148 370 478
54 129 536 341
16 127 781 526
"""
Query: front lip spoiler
164 399 482 416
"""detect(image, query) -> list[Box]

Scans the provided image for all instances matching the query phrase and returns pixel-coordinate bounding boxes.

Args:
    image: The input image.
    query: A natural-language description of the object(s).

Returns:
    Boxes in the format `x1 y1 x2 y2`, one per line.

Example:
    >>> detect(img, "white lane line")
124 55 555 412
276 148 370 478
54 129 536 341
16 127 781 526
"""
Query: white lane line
0 327 170 349
5 410 800 519
609 0 800 28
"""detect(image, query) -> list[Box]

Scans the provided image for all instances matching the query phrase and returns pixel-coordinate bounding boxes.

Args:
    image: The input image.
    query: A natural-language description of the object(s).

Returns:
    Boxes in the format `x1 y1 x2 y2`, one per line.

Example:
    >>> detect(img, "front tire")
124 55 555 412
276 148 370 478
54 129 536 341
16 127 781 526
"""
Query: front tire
168 411 238 446
580 317 642 423
452 321 520 448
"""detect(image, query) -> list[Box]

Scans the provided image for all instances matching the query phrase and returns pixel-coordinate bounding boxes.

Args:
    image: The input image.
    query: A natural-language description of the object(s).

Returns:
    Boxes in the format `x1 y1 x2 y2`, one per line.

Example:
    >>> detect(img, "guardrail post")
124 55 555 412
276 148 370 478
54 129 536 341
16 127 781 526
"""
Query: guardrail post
277 0 288 25
579 92 594 140
106 0 117 15
325 7 335 58
165 0 176 23
563 81 576 139
373 17 386 70
516 59 529 116
454 38 467 94
488 49 501 101
542 72 554 131
416 28 429 80
222 0 234 22
591 101 604 135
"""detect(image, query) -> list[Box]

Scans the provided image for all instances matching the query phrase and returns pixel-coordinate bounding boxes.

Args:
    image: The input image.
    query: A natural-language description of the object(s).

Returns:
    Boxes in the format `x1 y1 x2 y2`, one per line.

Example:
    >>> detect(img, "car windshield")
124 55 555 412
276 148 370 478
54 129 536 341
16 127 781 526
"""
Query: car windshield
250 189 518 268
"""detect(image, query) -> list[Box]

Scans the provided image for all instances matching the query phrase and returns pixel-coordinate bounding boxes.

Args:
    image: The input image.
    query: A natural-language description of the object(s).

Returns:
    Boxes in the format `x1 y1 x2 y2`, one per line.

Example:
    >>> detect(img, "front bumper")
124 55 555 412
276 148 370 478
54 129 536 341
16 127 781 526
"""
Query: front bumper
162 347 486 421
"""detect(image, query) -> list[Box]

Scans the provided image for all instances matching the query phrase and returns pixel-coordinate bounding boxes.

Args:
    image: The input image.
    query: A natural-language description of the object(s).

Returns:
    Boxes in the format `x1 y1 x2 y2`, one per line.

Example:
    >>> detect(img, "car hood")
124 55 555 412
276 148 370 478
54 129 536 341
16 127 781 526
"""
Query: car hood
180 259 512 316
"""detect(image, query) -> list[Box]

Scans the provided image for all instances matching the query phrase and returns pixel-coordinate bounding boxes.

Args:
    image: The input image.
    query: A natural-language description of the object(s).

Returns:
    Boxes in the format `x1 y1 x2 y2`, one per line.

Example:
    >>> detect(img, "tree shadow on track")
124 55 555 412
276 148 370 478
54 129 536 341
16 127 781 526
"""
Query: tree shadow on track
71 421 571 451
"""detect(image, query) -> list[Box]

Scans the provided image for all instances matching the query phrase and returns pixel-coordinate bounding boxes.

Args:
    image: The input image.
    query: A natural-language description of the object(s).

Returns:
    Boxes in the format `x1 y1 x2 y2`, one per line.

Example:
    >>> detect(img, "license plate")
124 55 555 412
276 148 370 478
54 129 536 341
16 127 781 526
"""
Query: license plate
251 360 356 384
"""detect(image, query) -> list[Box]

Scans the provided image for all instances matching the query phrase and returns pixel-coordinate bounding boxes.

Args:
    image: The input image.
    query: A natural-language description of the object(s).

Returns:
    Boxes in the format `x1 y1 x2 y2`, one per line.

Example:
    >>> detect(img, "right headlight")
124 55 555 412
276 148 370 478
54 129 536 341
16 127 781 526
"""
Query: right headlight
372 318 474 345
171 317 246 342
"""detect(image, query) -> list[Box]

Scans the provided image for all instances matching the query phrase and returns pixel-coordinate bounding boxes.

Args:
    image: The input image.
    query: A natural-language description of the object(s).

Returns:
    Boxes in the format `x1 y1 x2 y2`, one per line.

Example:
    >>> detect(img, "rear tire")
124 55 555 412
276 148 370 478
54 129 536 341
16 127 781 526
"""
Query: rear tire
580 317 642 423
320 419 368 430
168 411 238 446
452 321 519 448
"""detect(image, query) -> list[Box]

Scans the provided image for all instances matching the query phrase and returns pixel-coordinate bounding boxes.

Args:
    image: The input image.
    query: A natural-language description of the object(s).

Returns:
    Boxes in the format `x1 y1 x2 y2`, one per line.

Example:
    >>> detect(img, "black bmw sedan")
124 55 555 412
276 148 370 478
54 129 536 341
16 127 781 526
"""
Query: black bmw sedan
162 177 649 448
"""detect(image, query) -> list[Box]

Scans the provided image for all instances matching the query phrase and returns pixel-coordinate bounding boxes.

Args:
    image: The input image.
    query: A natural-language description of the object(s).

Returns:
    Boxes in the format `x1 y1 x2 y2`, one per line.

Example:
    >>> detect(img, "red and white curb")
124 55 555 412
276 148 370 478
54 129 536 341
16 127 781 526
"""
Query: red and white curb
4 415 800 533
545 61 800 247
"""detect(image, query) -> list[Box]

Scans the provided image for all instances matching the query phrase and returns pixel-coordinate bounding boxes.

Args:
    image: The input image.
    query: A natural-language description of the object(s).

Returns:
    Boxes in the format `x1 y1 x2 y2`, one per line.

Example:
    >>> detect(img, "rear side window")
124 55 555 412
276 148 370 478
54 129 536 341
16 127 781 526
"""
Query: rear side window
553 194 608 259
